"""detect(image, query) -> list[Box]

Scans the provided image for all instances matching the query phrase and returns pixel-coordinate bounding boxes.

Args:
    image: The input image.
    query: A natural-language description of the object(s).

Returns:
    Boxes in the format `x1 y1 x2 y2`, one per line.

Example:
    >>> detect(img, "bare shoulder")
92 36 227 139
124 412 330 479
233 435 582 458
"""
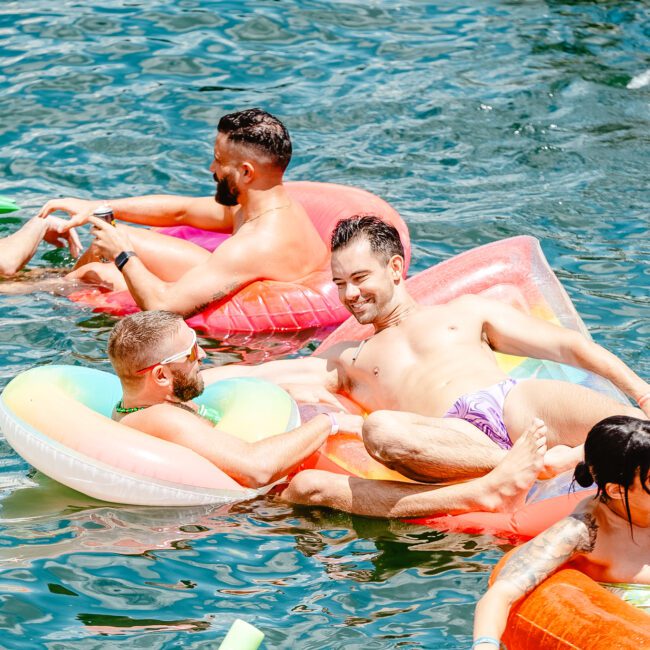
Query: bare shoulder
204 228 269 272
229 218 299 259
120 404 197 440
403 301 476 328
318 340 361 364
445 293 494 313
567 497 599 552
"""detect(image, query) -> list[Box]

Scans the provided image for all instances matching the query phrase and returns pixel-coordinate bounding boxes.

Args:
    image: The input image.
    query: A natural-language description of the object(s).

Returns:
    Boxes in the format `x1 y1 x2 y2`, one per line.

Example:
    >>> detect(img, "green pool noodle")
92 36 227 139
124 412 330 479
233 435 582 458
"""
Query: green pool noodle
0 196 20 214
218 619 264 650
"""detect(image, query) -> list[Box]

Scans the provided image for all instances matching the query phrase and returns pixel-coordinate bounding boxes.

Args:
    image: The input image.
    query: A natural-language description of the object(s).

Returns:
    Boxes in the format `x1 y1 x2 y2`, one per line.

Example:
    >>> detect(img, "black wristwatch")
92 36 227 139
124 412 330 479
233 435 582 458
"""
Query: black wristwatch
115 250 137 272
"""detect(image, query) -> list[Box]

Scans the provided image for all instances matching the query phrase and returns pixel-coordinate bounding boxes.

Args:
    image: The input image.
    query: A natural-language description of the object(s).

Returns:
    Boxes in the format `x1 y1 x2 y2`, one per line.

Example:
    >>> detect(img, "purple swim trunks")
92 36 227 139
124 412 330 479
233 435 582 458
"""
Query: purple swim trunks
443 378 518 450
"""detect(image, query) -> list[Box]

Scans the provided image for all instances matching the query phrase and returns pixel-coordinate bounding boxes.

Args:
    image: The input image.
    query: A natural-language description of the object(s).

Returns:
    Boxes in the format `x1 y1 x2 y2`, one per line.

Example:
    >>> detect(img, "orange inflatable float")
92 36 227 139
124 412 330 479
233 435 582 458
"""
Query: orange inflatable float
305 235 629 541
489 550 650 649
68 181 411 335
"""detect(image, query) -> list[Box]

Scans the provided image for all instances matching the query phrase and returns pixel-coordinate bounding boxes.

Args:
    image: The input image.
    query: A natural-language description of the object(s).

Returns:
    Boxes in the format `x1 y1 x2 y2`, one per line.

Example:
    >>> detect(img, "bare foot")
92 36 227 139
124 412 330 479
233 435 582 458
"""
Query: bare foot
478 418 547 513
539 444 583 479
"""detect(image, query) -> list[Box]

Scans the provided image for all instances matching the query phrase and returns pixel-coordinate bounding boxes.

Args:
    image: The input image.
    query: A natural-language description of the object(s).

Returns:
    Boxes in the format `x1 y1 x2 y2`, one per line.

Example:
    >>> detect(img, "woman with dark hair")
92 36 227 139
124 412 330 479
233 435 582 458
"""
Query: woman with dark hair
472 415 650 650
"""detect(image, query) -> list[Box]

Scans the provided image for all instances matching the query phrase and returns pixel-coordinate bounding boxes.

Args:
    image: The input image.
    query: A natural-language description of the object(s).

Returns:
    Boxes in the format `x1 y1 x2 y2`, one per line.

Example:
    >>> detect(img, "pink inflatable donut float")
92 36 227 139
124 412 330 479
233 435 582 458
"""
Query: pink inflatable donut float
68 181 411 335
302 236 628 542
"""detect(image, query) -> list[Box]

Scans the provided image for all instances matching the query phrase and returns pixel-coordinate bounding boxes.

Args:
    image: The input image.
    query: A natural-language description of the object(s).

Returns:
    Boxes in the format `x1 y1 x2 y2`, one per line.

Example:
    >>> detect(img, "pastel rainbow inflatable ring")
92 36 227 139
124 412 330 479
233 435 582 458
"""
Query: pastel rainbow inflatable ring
0 365 299 506
308 235 629 541
68 181 411 335
490 550 650 649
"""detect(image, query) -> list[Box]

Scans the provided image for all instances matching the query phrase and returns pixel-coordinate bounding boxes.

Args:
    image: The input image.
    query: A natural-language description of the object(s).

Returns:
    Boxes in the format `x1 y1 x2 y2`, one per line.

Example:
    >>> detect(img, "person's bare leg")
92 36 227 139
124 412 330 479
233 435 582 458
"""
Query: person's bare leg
0 269 75 295
362 410 506 483
66 261 128 290
0 227 212 295
504 379 643 447
282 419 547 518
73 225 211 281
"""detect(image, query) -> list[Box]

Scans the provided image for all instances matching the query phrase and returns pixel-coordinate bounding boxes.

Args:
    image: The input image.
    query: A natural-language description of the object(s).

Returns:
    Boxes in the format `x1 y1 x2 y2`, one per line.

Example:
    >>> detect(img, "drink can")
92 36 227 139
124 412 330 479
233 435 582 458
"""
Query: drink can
93 205 114 224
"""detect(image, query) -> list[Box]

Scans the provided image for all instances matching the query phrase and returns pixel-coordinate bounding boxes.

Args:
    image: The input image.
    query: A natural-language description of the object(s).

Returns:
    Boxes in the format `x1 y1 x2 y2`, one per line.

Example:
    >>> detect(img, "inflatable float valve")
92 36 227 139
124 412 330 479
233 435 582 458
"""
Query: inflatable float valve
0 196 20 214
218 619 264 650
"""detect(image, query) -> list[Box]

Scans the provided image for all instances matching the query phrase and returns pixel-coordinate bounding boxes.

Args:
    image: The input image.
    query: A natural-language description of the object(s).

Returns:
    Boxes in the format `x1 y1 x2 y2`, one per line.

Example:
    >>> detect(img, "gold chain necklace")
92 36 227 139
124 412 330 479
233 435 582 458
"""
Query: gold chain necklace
241 203 292 226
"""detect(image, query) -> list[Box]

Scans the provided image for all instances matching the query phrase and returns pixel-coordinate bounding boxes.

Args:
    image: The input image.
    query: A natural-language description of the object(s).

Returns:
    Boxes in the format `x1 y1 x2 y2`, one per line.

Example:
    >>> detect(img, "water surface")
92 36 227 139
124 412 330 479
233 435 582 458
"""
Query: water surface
0 1 648 647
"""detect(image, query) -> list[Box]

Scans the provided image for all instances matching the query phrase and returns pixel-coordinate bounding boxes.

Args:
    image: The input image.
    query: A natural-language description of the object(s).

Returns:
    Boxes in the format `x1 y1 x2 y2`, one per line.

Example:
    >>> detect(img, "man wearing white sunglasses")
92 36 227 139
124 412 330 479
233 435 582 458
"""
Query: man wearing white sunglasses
108 310 363 489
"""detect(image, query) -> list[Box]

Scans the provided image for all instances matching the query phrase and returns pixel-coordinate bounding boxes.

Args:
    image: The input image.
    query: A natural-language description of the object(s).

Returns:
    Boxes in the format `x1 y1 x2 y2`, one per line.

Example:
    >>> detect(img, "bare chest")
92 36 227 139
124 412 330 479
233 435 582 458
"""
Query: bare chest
338 313 488 410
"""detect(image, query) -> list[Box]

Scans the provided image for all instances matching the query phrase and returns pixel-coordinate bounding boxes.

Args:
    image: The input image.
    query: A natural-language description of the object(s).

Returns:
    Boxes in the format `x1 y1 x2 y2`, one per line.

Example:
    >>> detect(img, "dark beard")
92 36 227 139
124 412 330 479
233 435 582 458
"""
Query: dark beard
214 175 239 206
170 367 204 402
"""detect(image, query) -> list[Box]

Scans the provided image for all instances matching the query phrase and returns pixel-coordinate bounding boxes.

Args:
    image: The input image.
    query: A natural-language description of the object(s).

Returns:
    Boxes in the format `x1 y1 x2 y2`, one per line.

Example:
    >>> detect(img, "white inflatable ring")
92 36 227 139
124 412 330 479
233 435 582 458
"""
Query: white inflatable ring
0 365 300 506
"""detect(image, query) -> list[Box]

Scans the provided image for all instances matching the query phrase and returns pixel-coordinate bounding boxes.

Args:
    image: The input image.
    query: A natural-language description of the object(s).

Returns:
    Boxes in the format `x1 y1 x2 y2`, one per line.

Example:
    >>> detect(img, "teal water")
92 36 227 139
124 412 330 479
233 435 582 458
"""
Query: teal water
0 1 649 647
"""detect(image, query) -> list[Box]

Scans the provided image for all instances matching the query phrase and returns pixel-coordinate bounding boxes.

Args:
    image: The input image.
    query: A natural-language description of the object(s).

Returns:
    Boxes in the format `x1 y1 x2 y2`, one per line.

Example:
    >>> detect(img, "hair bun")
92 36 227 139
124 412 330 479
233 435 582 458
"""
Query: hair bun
574 461 594 487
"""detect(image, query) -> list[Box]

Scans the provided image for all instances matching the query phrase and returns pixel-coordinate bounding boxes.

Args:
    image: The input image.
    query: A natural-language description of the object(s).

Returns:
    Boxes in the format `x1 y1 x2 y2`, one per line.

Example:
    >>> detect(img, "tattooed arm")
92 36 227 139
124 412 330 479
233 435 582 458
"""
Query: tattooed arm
472 510 597 648
88 217 263 316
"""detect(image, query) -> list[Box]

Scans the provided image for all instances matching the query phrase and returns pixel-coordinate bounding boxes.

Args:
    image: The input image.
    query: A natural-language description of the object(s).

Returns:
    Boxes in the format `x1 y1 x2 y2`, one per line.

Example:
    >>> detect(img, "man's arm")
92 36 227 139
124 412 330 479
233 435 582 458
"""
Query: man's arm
201 341 357 399
126 406 361 488
38 195 235 232
89 217 259 315
473 512 595 648
466 295 650 410
0 216 81 276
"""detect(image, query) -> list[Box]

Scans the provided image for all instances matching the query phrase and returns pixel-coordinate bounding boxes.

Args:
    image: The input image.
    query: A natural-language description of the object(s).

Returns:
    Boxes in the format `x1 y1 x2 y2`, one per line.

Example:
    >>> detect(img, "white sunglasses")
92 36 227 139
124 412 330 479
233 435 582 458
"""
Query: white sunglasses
137 330 199 374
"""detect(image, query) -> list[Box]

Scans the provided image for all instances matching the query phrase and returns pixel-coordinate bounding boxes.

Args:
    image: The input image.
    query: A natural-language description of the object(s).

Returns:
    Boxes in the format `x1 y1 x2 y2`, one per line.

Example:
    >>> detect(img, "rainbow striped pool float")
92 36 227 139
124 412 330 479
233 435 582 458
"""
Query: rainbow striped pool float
0 366 299 506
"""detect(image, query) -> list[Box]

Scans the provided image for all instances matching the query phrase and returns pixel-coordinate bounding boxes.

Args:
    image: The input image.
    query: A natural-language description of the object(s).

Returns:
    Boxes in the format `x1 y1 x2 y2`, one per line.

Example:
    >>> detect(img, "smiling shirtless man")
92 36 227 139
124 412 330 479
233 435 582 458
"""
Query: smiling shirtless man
202 215 649 516
35 109 329 316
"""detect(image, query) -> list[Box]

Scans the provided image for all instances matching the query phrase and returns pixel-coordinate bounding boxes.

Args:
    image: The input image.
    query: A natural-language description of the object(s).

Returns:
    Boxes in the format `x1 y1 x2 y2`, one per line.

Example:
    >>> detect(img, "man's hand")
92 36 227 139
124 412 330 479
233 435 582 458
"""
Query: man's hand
42 216 82 258
335 412 364 438
38 197 102 231
280 383 346 410
88 216 134 261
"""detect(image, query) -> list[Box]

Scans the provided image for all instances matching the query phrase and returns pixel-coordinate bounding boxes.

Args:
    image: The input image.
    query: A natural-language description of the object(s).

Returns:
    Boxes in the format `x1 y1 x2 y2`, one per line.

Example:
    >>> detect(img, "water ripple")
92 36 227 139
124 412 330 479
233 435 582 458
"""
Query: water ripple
0 0 648 647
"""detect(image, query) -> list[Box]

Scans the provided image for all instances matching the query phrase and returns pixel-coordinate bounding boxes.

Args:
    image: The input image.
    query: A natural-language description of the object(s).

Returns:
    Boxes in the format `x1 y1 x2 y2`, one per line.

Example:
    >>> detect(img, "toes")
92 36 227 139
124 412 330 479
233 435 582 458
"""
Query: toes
529 428 543 444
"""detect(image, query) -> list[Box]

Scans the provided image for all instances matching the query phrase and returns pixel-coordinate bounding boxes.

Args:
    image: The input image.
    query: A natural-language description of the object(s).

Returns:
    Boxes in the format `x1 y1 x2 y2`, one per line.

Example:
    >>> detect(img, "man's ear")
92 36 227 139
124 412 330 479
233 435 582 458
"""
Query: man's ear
389 254 404 281
241 161 255 183
151 365 172 388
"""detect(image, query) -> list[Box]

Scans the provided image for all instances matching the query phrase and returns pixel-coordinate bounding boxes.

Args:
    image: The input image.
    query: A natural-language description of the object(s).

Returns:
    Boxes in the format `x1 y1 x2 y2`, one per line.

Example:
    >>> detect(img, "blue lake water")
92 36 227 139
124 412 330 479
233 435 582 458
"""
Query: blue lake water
0 1 648 647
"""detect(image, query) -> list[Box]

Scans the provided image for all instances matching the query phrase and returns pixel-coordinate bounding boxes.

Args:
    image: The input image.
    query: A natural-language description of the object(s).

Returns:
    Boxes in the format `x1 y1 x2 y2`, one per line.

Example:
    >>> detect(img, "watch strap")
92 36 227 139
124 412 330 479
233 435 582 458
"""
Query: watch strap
115 250 137 272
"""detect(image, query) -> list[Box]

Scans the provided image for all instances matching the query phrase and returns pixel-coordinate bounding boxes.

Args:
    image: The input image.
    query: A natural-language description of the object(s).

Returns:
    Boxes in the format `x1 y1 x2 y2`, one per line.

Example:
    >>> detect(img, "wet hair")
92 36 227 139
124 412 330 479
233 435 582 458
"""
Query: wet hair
108 310 184 381
574 416 650 528
330 214 404 263
217 108 292 171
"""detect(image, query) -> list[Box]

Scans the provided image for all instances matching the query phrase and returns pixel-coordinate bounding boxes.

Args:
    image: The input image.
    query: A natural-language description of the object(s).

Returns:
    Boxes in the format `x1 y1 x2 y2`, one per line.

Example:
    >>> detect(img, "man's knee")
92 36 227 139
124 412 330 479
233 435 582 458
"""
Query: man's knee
67 261 127 290
282 470 332 506
363 410 403 463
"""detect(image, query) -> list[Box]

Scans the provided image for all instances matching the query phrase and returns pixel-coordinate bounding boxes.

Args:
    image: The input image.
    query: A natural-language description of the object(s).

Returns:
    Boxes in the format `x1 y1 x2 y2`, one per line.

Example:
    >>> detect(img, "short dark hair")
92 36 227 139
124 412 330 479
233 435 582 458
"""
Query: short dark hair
330 215 405 263
218 108 292 171
574 415 650 530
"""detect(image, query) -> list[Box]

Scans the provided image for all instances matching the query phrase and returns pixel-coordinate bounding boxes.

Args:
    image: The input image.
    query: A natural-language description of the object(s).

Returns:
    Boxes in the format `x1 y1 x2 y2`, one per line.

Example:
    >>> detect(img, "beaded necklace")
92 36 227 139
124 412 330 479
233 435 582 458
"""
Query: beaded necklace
114 400 218 424
114 400 147 414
